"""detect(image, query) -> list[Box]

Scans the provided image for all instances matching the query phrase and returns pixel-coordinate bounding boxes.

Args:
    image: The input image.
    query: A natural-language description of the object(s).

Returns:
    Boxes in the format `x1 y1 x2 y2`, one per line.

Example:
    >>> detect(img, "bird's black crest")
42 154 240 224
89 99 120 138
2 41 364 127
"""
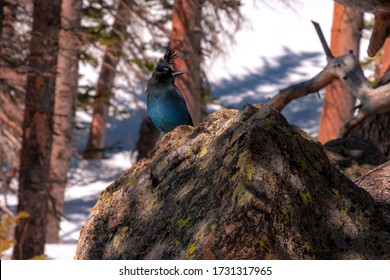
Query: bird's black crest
163 49 177 66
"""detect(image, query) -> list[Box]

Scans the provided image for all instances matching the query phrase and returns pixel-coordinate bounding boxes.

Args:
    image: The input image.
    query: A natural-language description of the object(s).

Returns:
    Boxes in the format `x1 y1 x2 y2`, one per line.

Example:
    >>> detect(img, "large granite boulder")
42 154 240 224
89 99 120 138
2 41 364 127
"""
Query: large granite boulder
76 104 390 259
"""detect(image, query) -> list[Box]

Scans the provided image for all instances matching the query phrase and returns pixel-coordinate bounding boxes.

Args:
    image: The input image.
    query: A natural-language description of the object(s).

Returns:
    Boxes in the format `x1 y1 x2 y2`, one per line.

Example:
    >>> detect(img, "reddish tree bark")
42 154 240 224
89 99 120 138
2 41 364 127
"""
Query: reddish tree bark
318 3 363 143
13 0 61 259
381 38 390 75
46 0 82 243
83 0 130 159
0 0 26 174
135 116 160 161
170 0 203 125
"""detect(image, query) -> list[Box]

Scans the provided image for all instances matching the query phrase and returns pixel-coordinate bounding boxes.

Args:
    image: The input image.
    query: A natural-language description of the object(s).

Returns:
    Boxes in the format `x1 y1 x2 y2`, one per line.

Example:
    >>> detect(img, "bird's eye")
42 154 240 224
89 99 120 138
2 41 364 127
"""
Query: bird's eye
163 67 169 72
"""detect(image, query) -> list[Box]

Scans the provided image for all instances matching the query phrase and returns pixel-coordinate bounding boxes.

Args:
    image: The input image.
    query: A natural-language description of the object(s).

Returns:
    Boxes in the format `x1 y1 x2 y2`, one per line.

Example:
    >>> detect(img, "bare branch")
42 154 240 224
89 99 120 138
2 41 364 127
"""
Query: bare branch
311 21 333 59
368 14 390 57
267 68 335 111
267 22 390 138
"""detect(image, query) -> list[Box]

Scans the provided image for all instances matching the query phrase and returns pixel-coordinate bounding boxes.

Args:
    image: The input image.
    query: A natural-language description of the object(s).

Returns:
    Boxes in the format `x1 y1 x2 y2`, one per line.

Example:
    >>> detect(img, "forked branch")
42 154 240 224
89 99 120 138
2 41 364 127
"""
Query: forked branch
267 21 390 137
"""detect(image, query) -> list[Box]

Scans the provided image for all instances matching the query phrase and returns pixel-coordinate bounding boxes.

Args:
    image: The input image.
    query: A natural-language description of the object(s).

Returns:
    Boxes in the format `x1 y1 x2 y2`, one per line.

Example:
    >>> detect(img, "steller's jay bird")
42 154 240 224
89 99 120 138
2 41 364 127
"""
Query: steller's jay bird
146 49 193 133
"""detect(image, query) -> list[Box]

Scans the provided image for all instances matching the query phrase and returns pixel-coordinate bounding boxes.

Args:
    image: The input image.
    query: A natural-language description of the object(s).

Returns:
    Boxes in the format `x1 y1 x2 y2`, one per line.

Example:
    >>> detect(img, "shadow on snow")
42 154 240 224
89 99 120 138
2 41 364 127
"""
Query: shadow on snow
210 47 325 136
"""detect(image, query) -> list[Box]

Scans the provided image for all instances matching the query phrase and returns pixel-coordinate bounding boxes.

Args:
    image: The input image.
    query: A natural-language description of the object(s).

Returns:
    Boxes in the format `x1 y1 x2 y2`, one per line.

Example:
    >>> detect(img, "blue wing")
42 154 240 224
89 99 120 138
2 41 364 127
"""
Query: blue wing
147 86 193 133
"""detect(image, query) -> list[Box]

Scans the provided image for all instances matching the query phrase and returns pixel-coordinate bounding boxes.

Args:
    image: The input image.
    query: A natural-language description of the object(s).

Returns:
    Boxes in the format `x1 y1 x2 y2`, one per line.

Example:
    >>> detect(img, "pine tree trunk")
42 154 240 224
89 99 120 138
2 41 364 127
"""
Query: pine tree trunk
135 116 160 161
382 38 390 69
0 0 15 51
83 0 130 159
318 3 363 143
170 0 203 125
45 0 81 243
13 0 61 259
0 0 25 171
0 148 4 200
348 39 390 157
0 0 3 36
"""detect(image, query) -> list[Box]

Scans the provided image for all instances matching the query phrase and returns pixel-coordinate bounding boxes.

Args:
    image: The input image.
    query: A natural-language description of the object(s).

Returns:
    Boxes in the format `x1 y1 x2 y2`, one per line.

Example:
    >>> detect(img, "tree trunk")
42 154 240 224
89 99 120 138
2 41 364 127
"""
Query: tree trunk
13 0 61 259
382 38 390 73
135 116 160 161
318 3 363 143
348 39 390 157
0 0 5 37
45 0 81 243
0 0 16 53
170 0 203 125
83 0 130 159
0 0 26 173
0 147 5 203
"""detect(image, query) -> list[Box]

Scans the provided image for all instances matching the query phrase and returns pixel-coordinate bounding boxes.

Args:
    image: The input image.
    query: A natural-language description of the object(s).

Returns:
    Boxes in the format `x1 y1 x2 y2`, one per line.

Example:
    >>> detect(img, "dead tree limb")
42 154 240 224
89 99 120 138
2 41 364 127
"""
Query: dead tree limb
311 21 333 59
267 21 390 137
368 14 390 57
266 68 335 112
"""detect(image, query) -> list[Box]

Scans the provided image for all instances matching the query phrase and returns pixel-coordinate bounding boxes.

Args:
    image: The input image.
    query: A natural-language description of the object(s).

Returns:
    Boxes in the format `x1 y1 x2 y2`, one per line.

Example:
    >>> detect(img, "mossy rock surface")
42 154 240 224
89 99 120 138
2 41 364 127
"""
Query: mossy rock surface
76 104 390 260
355 161 390 227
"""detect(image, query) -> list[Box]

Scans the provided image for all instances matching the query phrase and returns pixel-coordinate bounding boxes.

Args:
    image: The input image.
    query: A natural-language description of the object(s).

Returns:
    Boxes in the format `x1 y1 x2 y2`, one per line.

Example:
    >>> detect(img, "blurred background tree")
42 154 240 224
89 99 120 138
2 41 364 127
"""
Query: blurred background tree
46 0 82 244
82 0 172 160
83 0 133 159
13 0 61 260
0 0 31 208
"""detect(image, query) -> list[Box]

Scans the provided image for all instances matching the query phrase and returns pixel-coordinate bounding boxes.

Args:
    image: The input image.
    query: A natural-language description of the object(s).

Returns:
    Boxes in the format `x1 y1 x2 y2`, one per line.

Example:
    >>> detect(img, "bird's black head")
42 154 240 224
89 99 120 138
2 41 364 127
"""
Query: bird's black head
152 49 184 82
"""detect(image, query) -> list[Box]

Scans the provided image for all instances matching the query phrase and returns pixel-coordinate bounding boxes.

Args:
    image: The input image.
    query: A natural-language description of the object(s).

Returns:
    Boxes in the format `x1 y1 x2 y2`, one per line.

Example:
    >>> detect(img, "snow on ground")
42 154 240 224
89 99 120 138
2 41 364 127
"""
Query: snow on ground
206 0 335 136
2 0 359 259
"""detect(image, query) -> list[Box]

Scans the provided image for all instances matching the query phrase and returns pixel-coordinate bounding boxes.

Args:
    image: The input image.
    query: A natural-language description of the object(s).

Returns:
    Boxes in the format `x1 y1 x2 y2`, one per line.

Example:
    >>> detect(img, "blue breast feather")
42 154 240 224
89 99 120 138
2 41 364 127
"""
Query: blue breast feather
147 87 192 133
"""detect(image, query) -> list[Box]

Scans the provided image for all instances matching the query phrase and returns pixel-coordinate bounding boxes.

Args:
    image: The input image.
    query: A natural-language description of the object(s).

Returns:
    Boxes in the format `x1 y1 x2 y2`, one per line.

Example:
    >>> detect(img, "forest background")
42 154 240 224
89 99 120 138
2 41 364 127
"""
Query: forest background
1 0 389 259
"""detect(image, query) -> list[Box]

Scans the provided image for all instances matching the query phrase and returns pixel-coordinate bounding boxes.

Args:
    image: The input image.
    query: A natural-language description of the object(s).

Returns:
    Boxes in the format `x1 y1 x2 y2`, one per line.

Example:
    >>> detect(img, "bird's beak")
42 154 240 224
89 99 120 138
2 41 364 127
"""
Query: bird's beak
172 71 184 77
